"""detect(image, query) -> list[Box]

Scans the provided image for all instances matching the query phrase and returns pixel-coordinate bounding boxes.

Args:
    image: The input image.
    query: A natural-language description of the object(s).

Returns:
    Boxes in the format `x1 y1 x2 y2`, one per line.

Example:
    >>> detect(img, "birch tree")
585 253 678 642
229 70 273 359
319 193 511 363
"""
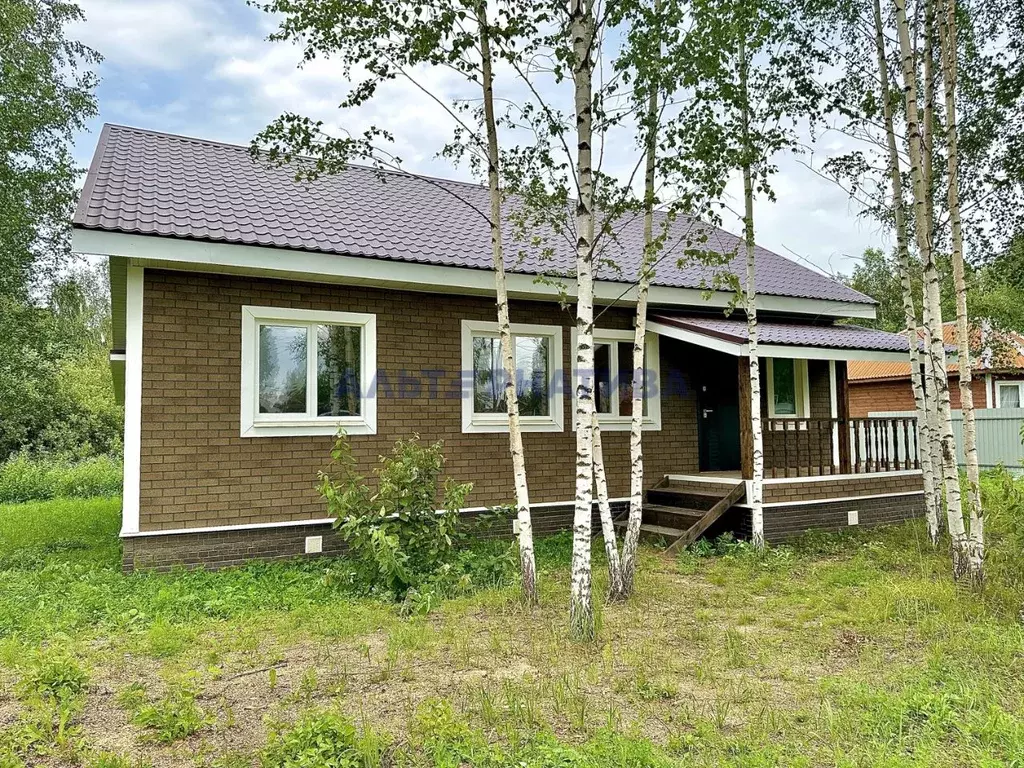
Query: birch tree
676 0 828 550
477 2 539 602
870 0 941 543
937 0 984 583
248 0 543 601
893 0 970 575
567 0 599 640
591 414 624 597
616 0 666 601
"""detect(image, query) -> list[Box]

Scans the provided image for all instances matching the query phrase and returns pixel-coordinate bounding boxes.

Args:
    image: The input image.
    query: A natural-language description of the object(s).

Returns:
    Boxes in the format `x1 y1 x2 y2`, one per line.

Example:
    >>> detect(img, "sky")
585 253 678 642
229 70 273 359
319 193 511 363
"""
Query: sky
69 0 890 279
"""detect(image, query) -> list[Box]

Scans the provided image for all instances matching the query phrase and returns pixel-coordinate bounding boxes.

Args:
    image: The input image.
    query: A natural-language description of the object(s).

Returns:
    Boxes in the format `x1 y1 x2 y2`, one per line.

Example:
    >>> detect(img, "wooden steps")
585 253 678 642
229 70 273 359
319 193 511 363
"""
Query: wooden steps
618 479 746 553
614 520 686 542
598 478 746 551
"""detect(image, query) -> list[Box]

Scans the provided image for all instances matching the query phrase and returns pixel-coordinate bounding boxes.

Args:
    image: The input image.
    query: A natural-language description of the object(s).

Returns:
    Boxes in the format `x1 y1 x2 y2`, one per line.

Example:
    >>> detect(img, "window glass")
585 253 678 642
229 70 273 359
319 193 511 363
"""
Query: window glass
616 341 649 417
317 324 362 416
594 343 612 414
473 336 506 413
999 383 1021 408
516 336 550 417
772 359 797 416
258 325 307 414
472 334 552 417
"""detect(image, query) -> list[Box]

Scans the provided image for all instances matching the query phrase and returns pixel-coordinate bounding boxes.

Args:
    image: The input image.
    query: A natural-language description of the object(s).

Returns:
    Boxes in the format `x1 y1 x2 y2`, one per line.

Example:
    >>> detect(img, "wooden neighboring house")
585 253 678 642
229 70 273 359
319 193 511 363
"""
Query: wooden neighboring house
849 321 1024 417
73 125 928 571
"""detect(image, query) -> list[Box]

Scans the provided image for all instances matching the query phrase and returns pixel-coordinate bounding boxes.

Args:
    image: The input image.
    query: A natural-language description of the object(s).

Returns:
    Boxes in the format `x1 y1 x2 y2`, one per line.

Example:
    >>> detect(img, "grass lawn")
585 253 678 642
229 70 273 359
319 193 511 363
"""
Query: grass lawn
1 497 1023 767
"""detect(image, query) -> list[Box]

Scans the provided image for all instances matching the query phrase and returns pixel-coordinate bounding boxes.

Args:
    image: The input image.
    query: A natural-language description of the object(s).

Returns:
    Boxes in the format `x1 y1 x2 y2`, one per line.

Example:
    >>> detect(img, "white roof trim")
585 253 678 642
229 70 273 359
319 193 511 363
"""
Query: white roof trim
72 228 877 320
648 320 912 362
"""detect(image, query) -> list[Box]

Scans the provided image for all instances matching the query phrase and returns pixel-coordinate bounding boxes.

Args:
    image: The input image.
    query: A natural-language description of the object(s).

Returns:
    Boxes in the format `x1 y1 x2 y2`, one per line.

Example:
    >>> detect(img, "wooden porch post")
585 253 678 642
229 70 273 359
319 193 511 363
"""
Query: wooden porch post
738 355 754 479
836 360 852 473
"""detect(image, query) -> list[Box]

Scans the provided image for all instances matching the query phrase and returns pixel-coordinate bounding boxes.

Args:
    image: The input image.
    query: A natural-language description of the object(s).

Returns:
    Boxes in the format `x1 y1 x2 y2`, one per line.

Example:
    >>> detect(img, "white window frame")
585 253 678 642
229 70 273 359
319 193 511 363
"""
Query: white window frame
766 357 810 419
461 319 564 434
240 305 377 437
995 380 1024 409
570 328 662 431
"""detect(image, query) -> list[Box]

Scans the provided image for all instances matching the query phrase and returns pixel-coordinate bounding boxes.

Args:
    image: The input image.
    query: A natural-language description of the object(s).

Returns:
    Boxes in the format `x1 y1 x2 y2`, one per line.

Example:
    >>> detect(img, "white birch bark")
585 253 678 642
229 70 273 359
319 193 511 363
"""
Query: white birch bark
922 299 947 532
618 9 661 600
568 0 597 640
738 35 764 549
872 0 939 543
476 6 539 604
592 414 624 598
894 0 969 577
937 0 984 584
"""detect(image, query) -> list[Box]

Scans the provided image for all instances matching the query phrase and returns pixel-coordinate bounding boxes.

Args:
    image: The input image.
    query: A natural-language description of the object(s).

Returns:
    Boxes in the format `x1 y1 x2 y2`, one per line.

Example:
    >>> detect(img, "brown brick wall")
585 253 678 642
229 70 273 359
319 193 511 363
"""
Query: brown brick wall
762 492 923 541
848 375 988 417
122 502 623 572
763 471 924 504
138 270 700 532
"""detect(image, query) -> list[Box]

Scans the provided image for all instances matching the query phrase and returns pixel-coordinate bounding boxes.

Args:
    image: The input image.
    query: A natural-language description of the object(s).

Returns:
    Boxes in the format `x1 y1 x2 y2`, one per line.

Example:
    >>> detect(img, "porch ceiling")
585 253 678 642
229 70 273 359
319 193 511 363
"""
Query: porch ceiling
647 314 917 362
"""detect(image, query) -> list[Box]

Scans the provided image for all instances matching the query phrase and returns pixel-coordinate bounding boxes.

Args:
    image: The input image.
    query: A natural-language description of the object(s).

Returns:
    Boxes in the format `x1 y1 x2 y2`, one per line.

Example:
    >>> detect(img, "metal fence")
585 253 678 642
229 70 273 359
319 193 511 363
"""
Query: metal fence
869 407 1024 473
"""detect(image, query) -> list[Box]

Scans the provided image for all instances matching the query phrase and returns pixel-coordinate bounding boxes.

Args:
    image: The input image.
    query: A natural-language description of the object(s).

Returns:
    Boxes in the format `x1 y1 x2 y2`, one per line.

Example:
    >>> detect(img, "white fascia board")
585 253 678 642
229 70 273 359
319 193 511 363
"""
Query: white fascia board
72 228 877 320
756 344 912 362
645 321 908 362
648 320 745 355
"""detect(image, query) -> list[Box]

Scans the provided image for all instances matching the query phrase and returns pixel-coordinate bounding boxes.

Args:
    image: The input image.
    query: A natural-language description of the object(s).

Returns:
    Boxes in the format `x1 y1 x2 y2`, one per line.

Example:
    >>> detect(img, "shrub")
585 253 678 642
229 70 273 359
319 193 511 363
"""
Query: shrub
0 454 122 504
320 433 473 599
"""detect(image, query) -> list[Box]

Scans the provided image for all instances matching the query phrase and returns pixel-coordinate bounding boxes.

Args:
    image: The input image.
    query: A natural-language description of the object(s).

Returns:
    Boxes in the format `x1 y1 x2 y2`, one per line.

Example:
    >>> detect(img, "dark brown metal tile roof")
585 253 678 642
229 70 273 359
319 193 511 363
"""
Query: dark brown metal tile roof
74 124 874 306
650 314 911 351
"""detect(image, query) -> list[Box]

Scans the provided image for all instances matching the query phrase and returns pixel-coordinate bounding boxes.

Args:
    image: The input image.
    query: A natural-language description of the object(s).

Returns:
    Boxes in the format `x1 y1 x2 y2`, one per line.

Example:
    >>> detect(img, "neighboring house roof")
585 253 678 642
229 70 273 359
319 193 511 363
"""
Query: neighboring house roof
849 322 1024 382
73 124 875 307
650 314 912 352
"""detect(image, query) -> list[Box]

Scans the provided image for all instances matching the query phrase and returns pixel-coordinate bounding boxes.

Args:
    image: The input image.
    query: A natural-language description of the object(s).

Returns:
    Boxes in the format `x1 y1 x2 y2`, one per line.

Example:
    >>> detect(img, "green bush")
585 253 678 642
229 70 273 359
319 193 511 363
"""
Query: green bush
0 454 121 504
320 433 478 600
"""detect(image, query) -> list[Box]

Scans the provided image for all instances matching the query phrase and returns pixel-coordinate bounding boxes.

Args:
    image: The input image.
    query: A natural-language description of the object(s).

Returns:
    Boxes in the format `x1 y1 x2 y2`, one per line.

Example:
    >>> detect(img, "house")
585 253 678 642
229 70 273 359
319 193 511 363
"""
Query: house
73 125 927 571
848 321 1024 417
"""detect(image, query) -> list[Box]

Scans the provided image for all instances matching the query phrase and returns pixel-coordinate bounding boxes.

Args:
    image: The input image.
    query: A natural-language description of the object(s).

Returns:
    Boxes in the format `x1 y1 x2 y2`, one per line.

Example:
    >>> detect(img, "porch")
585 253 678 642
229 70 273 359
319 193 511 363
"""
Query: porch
632 313 926 545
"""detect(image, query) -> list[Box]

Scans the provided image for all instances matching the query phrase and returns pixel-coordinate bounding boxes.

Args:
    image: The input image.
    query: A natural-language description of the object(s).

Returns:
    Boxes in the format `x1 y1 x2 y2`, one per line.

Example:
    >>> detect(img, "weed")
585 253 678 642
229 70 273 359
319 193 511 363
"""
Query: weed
260 710 387 767
114 682 147 711
131 683 210 744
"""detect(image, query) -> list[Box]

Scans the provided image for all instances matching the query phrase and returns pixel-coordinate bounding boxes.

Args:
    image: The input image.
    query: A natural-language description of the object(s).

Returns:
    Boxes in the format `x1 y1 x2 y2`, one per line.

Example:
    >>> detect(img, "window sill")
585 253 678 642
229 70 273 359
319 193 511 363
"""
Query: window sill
241 419 376 438
590 417 661 432
462 417 563 434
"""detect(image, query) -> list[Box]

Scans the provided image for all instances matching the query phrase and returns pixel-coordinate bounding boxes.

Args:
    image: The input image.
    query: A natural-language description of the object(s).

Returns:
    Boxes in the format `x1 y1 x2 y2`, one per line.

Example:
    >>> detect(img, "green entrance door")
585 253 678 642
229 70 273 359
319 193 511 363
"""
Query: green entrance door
697 352 741 472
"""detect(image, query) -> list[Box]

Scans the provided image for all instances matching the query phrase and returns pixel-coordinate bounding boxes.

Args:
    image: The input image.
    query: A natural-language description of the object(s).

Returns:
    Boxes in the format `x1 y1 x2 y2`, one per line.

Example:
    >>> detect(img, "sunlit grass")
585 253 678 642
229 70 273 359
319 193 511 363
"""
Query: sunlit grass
1 484 1023 766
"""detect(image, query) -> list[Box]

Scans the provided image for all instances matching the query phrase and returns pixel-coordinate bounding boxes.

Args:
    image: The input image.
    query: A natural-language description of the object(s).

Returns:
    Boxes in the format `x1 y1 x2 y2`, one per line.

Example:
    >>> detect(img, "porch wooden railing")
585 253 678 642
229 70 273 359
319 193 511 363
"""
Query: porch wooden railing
763 416 919 478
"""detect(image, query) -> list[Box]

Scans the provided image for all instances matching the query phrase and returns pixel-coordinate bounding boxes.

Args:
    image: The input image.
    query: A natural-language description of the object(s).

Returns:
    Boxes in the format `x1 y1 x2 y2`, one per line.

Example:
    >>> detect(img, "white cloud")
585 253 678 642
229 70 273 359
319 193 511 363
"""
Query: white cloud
73 0 226 70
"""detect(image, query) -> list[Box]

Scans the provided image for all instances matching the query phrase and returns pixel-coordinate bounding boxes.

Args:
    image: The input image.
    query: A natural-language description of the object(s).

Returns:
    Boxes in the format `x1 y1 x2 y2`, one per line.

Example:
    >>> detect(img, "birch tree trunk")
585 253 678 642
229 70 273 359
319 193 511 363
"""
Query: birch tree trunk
920 0 946 535
894 0 969 577
568 0 597 640
738 36 765 549
618 5 661 600
477 6 538 603
592 414 624 598
872 0 939 543
937 0 984 585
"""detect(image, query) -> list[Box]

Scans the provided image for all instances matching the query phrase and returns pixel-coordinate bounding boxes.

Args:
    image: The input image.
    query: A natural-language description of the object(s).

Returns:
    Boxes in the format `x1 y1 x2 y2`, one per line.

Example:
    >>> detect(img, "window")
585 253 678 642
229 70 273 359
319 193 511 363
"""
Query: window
767 358 809 418
571 328 662 431
996 381 1024 408
241 306 377 437
461 320 563 433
